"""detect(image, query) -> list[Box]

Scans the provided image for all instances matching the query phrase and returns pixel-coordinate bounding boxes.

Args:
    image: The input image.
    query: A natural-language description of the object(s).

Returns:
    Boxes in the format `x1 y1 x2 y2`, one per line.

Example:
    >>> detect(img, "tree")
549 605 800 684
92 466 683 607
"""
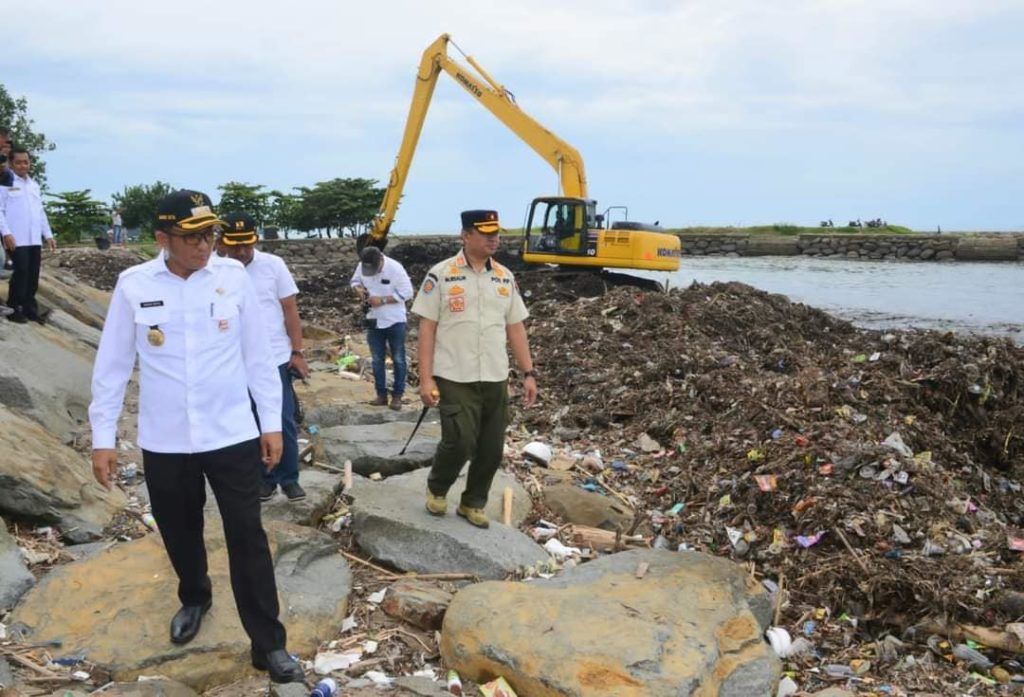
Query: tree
267 190 302 237
111 181 175 237
217 182 271 226
290 178 384 238
0 83 56 185
44 190 109 244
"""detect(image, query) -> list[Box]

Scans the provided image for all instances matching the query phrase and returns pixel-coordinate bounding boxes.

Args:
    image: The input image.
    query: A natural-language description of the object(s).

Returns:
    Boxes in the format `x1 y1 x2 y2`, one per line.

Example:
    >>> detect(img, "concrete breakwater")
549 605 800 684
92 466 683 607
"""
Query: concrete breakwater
260 235 519 267
260 232 1024 265
681 232 1023 261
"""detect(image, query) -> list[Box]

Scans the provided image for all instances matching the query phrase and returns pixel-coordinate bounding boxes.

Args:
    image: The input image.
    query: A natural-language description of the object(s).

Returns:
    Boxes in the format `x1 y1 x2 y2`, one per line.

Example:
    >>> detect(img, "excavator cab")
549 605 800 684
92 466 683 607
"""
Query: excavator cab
525 197 597 255
523 196 681 271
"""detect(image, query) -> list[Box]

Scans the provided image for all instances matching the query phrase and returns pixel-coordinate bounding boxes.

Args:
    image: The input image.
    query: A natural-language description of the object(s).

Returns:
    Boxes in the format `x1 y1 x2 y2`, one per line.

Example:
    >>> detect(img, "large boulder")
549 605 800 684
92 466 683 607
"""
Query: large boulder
0 404 127 542
305 400 430 428
350 469 545 579
294 371 374 427
207 469 342 527
321 421 441 477
10 519 351 691
10 268 111 331
350 467 532 526
441 549 780 697
0 315 94 438
0 516 35 609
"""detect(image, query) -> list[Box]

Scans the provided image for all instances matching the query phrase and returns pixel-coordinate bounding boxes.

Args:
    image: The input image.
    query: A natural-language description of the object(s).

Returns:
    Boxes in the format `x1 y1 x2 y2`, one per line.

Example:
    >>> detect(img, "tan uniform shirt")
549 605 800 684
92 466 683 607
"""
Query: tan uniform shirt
411 250 529 383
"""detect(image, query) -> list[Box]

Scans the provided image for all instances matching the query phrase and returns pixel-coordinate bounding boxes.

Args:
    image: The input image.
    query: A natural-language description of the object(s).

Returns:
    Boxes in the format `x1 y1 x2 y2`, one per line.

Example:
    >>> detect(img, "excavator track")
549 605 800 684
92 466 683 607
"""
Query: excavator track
494 252 663 299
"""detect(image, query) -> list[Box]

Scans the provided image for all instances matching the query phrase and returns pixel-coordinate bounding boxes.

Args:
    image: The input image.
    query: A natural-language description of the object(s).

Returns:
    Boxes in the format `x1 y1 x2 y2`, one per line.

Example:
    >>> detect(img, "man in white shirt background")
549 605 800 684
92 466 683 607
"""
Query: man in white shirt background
0 147 56 324
350 246 414 410
111 207 124 247
0 129 13 187
216 211 309 502
88 190 303 684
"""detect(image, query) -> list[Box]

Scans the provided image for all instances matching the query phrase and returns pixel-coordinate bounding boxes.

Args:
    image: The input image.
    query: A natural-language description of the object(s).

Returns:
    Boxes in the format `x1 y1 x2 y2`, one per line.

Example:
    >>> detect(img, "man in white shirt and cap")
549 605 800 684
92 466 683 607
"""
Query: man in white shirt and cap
0 147 56 324
88 189 303 684
216 211 308 502
350 246 413 410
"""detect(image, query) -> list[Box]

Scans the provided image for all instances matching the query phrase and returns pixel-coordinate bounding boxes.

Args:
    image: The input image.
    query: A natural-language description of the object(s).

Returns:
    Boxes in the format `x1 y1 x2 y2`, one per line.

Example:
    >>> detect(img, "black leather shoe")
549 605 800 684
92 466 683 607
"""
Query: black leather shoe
6 311 27 324
170 600 212 644
251 647 304 683
23 310 44 325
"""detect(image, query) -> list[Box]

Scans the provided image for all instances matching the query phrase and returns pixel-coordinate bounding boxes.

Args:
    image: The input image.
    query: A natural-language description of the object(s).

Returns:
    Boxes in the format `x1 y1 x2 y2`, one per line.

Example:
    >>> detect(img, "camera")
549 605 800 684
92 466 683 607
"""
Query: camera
358 300 377 329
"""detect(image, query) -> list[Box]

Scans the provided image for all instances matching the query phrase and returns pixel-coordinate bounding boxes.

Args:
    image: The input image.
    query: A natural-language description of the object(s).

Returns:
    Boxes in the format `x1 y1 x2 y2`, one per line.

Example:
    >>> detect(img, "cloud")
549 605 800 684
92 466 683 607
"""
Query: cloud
5 0 1023 228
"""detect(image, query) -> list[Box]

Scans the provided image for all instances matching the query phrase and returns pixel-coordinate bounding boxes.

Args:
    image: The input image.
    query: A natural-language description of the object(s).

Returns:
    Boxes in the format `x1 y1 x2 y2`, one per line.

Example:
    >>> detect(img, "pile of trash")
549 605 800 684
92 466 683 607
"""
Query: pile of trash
45 248 147 291
520 281 1024 617
506 280 1024 693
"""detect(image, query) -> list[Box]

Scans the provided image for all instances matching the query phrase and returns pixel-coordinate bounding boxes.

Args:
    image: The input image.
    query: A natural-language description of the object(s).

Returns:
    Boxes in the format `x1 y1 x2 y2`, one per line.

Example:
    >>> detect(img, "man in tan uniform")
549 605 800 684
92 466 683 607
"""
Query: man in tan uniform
411 209 538 528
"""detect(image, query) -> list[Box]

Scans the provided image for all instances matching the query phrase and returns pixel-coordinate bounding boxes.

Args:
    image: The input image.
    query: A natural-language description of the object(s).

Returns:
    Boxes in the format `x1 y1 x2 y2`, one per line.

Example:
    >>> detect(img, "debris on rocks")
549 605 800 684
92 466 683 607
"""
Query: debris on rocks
45 248 148 290
40 246 1024 695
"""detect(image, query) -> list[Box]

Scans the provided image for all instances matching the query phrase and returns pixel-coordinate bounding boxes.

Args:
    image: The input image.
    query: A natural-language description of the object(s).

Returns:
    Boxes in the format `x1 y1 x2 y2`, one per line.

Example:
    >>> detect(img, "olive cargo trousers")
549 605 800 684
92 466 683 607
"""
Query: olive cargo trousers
427 377 509 509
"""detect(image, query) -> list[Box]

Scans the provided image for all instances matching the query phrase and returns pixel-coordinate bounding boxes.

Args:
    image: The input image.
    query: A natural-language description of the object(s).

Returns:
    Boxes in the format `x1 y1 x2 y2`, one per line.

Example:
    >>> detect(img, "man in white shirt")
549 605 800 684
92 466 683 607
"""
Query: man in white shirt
216 212 308 503
111 208 124 247
350 246 413 410
0 148 56 324
88 190 303 684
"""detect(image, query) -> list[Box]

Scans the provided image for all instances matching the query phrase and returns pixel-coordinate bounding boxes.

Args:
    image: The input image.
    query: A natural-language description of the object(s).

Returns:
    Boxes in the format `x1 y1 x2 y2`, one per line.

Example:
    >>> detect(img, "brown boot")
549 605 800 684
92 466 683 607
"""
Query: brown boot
425 489 448 516
389 394 403 411
370 394 387 407
457 504 490 529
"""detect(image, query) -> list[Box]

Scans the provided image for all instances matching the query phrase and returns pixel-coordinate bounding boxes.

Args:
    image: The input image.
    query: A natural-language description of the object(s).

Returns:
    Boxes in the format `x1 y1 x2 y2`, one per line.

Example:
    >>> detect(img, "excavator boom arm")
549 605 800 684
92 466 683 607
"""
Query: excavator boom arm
368 33 587 245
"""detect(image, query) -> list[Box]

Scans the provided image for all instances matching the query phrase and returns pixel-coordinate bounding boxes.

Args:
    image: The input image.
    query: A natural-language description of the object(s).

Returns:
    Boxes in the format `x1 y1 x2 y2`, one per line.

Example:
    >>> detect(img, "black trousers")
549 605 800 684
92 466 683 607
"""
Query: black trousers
142 438 287 652
7 245 41 315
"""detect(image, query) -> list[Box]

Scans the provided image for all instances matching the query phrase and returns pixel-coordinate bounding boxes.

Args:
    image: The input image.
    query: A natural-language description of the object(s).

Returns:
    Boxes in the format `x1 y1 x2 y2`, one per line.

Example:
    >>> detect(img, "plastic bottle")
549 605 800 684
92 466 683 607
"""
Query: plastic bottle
446 669 463 695
310 677 337 697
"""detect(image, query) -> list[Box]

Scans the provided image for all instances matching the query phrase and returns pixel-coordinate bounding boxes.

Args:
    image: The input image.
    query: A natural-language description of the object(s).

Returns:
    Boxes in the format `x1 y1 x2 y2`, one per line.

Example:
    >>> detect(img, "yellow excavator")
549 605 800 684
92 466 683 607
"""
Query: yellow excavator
360 33 681 273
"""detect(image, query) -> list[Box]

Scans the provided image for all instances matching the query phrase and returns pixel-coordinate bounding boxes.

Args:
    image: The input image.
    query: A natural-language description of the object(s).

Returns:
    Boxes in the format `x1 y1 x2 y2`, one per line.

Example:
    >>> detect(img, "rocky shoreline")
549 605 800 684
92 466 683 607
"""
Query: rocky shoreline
1 247 1022 696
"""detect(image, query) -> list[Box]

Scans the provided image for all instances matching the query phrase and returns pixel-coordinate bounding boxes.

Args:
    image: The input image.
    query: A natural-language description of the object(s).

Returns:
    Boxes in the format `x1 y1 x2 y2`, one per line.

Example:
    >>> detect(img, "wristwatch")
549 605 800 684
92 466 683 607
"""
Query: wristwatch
523 369 538 379
291 350 304 357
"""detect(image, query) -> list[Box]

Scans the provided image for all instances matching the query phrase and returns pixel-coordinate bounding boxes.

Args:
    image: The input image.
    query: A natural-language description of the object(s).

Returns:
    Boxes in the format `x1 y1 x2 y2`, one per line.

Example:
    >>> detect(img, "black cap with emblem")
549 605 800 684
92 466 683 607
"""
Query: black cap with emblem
156 190 226 231
220 212 259 245
460 209 501 234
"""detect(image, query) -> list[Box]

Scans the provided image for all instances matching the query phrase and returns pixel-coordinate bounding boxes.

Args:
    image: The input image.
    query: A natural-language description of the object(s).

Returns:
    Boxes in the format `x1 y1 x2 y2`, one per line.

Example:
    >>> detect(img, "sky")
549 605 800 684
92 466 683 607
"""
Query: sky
6 0 1023 233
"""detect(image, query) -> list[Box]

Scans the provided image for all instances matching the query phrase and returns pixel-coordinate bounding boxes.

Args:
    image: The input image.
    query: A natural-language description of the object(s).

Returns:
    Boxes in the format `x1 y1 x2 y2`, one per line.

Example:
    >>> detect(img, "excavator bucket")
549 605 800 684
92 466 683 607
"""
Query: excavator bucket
356 233 388 254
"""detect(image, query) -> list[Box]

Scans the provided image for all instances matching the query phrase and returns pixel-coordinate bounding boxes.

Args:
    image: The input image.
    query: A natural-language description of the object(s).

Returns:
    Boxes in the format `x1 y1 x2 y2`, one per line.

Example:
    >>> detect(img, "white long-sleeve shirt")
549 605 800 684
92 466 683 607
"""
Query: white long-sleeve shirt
89 254 282 453
0 173 53 245
349 255 414 329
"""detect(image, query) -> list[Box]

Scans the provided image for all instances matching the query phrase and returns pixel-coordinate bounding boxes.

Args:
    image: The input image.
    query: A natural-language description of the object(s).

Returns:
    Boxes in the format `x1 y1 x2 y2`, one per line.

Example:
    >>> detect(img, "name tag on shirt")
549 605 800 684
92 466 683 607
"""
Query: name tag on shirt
140 300 165 308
